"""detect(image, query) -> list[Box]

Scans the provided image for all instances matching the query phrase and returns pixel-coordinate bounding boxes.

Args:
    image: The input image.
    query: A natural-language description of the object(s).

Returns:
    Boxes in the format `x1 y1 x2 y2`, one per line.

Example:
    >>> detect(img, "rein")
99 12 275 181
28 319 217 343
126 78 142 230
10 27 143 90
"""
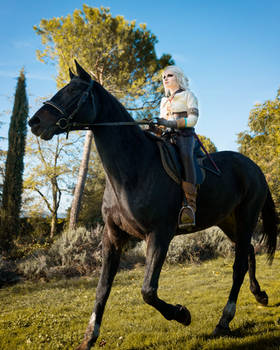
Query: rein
43 76 221 176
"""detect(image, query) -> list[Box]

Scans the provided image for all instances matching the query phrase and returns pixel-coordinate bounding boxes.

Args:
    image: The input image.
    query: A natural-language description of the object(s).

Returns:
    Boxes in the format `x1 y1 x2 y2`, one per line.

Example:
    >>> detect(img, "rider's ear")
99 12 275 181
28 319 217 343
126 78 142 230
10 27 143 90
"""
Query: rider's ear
69 68 75 80
75 60 91 82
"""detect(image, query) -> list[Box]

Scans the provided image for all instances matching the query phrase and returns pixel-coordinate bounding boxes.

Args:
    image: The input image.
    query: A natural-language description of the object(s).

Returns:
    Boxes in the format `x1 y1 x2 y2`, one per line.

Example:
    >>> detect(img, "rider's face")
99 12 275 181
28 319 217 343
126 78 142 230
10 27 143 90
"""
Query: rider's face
162 70 179 92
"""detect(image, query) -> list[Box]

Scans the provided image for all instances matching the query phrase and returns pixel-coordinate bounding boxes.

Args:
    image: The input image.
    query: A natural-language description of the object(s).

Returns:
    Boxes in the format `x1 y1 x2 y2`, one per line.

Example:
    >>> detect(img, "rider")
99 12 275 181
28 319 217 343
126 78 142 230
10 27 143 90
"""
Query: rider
156 65 199 227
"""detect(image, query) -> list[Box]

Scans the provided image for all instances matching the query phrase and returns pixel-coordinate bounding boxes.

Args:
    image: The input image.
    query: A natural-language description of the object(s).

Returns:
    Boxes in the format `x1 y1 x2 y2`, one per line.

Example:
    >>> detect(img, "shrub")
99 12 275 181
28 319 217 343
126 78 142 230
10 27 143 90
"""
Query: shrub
17 225 275 280
18 225 103 279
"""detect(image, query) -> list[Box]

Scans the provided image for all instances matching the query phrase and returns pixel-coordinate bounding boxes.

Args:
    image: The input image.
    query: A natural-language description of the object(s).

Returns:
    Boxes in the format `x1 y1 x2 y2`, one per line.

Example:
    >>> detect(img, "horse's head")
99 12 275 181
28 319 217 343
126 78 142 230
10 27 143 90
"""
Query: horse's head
29 61 97 140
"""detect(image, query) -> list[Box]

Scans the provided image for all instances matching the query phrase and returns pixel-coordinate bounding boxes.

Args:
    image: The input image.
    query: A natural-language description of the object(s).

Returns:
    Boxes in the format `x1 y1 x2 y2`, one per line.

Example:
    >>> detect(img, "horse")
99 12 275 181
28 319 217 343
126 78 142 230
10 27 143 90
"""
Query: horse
29 61 279 350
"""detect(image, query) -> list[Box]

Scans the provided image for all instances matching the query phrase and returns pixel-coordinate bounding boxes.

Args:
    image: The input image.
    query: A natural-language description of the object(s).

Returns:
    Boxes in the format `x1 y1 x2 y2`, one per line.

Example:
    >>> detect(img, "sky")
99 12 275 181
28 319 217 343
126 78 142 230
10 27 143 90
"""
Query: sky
0 0 280 153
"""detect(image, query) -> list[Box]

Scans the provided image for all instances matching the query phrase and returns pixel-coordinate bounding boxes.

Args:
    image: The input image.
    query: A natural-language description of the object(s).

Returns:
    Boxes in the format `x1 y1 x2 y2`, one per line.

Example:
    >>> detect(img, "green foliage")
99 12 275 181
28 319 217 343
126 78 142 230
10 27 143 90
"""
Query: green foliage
77 142 106 226
237 89 280 210
34 5 173 117
1 253 280 349
0 69 28 252
197 134 218 153
17 225 103 279
17 225 275 281
23 133 83 237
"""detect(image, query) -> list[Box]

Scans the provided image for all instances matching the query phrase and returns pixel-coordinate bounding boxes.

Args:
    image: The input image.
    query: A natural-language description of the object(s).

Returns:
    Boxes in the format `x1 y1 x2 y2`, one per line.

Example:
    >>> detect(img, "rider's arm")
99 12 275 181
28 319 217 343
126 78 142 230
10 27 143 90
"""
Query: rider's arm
176 90 199 129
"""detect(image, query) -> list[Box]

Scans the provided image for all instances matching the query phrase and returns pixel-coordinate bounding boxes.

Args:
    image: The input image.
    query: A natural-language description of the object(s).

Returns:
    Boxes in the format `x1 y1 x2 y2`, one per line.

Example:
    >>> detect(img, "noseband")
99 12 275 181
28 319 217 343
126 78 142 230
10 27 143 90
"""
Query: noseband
43 79 96 136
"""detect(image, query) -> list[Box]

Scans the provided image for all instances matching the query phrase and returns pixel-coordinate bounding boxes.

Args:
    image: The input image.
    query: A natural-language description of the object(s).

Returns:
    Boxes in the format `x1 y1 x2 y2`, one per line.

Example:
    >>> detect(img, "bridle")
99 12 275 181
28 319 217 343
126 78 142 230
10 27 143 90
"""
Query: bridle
43 77 151 138
43 79 96 137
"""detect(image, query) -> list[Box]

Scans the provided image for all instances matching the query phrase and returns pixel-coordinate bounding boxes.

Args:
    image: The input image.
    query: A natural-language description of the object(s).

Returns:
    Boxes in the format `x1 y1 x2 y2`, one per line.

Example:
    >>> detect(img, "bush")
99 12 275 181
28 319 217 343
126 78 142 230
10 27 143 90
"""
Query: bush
17 225 274 280
127 227 236 266
166 227 234 264
18 225 103 279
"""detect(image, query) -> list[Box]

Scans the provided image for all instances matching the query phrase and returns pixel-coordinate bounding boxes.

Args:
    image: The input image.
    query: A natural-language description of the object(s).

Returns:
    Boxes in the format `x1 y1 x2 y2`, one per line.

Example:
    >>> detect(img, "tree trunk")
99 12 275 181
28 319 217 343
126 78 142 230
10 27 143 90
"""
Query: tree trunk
69 130 93 230
50 212 57 239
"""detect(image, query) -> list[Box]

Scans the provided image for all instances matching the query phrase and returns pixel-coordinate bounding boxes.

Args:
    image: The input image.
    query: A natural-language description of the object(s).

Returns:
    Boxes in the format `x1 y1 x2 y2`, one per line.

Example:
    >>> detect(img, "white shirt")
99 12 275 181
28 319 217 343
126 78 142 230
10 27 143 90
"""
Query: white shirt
160 89 199 127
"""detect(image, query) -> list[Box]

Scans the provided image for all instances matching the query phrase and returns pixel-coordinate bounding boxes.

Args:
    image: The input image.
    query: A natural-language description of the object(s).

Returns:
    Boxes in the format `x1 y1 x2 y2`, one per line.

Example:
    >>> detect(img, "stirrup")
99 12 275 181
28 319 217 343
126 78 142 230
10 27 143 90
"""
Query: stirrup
178 205 196 228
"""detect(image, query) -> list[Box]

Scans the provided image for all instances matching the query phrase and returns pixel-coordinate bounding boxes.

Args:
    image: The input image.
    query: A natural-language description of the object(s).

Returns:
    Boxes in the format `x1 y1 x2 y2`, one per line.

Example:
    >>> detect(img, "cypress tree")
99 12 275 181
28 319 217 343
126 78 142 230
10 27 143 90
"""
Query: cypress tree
0 69 28 253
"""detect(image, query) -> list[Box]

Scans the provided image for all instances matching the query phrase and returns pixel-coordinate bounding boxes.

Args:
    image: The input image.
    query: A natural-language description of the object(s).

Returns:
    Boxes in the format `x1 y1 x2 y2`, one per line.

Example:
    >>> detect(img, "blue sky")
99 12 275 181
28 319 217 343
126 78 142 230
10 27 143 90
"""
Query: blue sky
0 0 279 151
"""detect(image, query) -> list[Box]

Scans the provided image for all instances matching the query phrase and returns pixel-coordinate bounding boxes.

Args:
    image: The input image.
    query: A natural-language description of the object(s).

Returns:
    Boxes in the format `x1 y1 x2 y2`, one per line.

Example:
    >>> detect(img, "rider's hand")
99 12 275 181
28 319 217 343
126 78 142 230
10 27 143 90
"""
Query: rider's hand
156 118 177 128
148 122 162 136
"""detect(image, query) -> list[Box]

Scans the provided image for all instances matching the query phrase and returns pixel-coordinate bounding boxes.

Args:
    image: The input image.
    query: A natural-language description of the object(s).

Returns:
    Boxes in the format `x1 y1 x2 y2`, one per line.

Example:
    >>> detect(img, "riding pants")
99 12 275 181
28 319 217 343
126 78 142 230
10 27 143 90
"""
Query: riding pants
176 128 196 184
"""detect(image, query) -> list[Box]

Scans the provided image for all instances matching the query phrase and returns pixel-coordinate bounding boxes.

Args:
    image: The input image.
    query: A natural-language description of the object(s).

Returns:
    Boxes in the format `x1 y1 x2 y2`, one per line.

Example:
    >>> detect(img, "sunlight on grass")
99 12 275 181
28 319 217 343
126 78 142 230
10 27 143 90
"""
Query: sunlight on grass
1 253 280 349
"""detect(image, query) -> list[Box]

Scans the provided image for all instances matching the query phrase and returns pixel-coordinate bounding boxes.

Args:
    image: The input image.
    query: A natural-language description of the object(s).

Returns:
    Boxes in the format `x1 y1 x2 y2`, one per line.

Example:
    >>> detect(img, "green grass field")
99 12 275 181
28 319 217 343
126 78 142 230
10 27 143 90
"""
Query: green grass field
1 253 280 350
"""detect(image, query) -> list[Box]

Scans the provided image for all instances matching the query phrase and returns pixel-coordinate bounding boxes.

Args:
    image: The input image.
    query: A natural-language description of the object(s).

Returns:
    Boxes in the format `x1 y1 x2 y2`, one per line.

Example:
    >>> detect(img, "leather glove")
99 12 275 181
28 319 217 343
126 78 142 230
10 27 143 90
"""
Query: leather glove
148 122 163 135
156 118 177 128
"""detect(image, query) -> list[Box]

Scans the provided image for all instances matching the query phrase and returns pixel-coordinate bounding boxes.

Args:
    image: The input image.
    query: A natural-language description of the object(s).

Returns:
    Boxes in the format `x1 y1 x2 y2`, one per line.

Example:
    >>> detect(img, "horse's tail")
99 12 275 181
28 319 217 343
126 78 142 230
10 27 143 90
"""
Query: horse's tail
261 187 279 264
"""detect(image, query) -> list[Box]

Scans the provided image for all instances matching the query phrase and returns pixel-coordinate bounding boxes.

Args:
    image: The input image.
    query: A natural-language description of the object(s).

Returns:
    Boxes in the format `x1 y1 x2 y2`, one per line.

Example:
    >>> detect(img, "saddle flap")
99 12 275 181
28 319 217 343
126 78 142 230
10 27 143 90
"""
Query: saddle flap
156 140 205 186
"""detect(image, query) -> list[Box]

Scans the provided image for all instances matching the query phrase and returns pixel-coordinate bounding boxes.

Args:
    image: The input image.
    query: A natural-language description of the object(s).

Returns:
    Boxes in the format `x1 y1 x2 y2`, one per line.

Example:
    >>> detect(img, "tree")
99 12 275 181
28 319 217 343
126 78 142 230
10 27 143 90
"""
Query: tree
34 5 173 229
0 69 28 252
197 134 217 153
75 142 105 227
237 88 280 210
24 134 82 238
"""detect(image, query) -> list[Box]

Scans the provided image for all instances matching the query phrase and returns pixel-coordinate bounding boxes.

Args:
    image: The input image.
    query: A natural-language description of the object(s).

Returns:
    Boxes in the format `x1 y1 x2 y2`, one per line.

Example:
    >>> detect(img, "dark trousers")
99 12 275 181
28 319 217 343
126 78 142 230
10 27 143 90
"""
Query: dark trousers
176 128 196 184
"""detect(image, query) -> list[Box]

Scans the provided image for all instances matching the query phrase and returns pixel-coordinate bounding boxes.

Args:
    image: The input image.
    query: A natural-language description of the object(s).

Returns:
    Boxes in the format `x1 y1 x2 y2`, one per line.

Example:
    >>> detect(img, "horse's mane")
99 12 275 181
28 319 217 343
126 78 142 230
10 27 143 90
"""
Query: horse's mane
93 81 136 123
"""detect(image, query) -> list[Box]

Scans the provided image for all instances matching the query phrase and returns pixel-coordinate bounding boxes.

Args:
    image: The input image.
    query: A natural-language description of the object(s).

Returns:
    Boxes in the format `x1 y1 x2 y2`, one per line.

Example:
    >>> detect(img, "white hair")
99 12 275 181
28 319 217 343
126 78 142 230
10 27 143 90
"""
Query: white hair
162 65 189 96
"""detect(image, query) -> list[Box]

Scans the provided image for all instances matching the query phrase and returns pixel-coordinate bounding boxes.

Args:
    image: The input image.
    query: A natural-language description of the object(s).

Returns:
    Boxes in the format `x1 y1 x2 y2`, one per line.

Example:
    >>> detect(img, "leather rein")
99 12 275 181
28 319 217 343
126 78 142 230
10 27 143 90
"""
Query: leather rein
43 79 151 138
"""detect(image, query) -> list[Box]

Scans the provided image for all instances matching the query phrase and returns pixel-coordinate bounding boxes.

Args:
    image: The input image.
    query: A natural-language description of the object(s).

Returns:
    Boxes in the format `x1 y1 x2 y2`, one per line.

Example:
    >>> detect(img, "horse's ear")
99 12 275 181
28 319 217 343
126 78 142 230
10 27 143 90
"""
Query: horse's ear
75 60 91 82
69 68 75 80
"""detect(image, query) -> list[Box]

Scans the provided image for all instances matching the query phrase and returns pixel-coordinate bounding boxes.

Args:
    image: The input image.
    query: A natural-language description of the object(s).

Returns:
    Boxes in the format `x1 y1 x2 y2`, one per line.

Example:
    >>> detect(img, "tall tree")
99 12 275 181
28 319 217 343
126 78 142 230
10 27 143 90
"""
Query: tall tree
34 5 173 229
0 69 28 252
237 88 280 210
24 134 82 238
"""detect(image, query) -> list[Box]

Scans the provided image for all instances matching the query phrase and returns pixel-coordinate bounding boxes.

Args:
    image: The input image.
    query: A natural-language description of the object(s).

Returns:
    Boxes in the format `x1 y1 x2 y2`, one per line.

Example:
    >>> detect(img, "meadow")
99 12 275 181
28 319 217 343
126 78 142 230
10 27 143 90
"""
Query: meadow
1 252 280 350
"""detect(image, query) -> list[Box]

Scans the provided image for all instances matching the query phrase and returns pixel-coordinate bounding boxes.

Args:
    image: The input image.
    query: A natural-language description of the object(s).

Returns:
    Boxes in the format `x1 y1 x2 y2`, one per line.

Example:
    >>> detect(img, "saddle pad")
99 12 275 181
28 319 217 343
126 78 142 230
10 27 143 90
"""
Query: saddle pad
157 140 205 185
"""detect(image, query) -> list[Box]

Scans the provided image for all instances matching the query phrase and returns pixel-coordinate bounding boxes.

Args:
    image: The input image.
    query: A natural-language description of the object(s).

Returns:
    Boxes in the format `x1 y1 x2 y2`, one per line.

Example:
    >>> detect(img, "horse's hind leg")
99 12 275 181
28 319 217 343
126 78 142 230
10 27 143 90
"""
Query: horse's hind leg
76 223 127 350
248 244 268 305
141 231 191 326
213 231 250 336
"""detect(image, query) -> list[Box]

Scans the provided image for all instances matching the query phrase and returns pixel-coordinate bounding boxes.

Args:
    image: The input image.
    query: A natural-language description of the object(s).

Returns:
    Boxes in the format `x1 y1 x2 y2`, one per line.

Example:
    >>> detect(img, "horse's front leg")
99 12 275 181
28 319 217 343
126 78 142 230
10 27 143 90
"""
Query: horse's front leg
141 231 191 326
76 224 126 350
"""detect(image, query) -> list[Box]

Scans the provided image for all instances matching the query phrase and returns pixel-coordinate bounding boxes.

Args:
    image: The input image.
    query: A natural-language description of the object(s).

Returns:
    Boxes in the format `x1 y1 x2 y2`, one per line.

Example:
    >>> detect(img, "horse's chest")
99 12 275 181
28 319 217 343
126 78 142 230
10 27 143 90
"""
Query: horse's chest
119 215 146 240
103 199 146 239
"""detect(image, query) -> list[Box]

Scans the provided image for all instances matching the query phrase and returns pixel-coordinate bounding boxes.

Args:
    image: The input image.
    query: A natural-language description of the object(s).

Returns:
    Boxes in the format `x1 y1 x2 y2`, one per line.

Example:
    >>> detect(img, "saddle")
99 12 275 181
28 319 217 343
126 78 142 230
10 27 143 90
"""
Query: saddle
157 136 205 186
145 131 217 186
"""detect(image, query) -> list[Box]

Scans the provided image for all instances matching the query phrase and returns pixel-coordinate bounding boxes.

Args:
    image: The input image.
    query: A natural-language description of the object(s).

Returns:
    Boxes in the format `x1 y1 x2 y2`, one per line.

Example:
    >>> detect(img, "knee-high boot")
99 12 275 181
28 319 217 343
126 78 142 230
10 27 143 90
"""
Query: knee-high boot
178 181 197 228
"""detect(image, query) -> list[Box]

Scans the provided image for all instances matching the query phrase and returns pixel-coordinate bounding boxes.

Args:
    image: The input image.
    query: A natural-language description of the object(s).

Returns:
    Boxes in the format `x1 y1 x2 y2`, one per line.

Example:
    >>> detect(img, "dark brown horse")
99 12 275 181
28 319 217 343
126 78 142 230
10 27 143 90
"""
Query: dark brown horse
29 61 278 350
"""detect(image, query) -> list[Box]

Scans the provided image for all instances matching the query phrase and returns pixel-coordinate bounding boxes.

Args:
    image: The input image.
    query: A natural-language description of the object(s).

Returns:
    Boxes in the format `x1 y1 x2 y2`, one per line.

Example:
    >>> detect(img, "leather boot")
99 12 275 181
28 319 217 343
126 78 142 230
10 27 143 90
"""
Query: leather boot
178 181 197 228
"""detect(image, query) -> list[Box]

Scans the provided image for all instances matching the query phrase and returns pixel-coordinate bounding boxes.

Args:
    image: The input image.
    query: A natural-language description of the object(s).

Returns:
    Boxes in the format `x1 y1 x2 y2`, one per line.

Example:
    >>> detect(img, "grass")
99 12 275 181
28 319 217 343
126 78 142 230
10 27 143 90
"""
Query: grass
1 253 280 350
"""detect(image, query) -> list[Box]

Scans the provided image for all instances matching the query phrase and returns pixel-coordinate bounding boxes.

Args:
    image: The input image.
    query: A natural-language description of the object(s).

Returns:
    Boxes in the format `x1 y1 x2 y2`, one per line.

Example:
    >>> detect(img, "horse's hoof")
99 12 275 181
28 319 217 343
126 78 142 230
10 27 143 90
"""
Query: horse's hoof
212 324 231 337
174 304 191 326
255 291 268 306
76 340 94 350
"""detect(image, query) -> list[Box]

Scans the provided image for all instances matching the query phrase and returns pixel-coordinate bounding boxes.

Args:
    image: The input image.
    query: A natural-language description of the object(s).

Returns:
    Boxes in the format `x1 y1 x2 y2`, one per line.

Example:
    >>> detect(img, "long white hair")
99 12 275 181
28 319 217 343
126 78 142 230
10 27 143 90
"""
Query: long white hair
162 65 189 96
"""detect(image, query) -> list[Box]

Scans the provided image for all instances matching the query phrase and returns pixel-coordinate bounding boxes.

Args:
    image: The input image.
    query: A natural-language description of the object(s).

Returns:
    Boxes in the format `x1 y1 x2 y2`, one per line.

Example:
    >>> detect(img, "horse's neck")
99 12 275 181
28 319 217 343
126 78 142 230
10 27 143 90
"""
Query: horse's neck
93 89 152 188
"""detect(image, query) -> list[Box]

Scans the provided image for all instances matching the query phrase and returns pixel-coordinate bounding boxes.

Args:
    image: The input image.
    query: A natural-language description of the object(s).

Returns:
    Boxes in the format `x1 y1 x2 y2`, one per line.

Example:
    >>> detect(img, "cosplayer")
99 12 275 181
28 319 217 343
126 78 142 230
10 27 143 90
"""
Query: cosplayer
156 65 199 227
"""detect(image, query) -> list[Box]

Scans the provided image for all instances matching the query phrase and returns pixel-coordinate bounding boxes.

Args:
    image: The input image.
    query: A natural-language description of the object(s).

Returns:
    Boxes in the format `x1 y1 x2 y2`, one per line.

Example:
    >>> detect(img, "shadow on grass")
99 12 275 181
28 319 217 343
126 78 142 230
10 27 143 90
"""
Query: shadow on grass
197 320 280 350
206 335 280 350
